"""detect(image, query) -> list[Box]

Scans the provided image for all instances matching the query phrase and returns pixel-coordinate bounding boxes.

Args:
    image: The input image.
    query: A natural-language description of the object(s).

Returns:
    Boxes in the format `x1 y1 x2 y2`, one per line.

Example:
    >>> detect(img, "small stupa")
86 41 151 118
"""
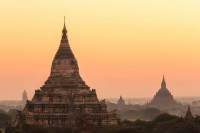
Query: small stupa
117 96 125 110
185 105 192 119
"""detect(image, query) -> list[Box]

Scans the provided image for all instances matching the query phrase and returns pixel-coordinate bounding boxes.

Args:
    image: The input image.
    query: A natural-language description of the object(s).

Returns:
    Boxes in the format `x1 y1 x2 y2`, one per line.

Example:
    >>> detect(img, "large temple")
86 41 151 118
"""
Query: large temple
12 18 118 129
146 75 181 108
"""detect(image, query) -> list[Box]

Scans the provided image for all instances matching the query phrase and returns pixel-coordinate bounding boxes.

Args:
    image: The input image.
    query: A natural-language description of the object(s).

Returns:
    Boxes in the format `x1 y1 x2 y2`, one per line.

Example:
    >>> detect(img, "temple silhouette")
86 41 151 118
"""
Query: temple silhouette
12 18 118 129
117 95 125 110
185 105 192 119
146 75 181 108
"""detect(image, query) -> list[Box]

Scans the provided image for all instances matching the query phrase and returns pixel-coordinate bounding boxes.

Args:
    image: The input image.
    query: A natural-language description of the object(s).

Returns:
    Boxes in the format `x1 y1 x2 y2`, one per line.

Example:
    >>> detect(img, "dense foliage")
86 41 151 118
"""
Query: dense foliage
154 113 179 122
116 107 163 120
6 109 18 122
0 109 5 114
100 113 200 133
12 129 26 133
106 102 200 120
8 123 54 133
0 113 12 128
0 109 18 131
1 110 200 133
0 109 18 128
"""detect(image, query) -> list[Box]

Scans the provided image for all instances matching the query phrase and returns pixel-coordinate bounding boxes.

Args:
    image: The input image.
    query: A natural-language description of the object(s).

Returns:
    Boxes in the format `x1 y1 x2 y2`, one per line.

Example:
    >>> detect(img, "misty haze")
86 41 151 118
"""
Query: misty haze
1 0 200 133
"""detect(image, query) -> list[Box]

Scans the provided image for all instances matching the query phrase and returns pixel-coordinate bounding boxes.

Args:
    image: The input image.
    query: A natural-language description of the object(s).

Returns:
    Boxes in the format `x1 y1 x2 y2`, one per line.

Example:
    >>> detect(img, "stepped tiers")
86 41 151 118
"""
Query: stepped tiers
185 105 192 119
146 76 181 108
13 20 118 129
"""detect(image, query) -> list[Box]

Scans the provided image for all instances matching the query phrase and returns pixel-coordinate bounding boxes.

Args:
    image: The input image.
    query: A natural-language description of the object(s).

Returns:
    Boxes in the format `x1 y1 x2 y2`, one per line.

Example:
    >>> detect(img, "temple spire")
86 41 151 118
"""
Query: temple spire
62 16 67 35
162 75 165 83
58 16 69 48
161 75 166 89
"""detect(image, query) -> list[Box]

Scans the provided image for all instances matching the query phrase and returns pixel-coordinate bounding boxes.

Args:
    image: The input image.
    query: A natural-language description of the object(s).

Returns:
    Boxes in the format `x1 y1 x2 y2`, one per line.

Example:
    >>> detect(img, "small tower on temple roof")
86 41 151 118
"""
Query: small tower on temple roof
185 105 192 119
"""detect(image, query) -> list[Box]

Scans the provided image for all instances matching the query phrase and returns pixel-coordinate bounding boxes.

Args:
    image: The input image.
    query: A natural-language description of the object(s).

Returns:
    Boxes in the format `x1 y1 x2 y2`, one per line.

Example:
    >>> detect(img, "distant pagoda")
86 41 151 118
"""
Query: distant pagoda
22 90 28 105
146 75 181 108
185 105 192 119
13 18 118 129
117 96 125 110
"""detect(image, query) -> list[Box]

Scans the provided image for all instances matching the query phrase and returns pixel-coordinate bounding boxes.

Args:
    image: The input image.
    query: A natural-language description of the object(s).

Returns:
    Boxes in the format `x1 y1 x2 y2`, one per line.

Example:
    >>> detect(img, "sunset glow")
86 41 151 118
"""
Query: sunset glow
0 0 200 100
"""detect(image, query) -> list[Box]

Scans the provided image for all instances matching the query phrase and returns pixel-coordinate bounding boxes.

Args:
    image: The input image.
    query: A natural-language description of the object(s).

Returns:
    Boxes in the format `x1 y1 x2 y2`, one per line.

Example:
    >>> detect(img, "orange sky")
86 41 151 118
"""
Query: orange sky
0 0 200 100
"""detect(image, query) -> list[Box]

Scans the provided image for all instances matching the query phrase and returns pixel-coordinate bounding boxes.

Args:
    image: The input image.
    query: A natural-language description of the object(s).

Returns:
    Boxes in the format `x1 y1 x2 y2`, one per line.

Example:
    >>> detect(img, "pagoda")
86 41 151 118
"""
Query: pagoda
146 75 181 108
22 90 28 105
13 18 118 128
117 96 125 110
185 105 192 119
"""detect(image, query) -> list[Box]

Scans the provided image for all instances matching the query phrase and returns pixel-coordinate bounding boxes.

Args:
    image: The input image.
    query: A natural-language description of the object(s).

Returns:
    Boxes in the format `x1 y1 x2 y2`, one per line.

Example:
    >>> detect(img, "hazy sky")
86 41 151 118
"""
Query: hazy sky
0 0 200 100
